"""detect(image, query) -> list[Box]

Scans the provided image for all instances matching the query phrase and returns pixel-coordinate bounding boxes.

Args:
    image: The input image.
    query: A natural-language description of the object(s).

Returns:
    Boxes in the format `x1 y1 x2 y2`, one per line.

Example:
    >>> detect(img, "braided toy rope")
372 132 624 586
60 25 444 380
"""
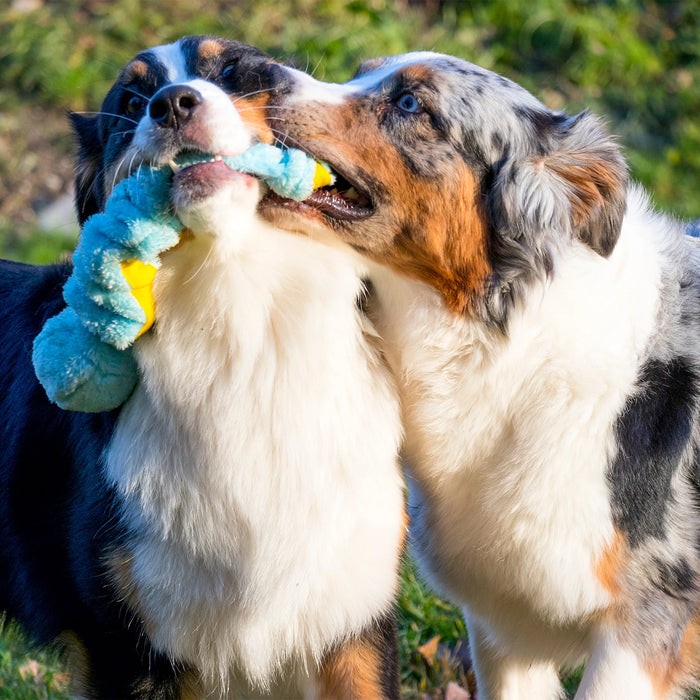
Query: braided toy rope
32 145 332 412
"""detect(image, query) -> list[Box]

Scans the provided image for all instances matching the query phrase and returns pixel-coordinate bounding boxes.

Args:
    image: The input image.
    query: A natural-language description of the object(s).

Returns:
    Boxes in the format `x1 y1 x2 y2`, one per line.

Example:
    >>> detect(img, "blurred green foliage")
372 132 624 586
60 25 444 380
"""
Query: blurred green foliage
1 0 698 241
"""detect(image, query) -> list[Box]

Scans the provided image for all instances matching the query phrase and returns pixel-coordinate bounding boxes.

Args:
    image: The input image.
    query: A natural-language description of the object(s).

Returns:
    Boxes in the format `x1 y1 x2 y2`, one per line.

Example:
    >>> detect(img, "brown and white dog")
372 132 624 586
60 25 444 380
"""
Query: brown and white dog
263 54 700 699
0 36 405 699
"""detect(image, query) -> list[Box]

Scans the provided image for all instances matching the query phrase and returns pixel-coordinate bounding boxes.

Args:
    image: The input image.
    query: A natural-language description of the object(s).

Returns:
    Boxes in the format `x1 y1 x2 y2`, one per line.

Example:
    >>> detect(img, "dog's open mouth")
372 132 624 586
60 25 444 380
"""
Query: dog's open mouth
301 168 373 221
167 151 226 174
166 149 374 221
167 150 254 204
263 159 374 222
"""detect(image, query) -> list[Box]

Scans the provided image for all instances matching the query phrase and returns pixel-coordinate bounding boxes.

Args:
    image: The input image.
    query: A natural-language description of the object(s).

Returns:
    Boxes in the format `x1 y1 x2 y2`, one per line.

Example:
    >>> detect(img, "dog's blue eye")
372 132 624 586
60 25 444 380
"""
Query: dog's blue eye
395 93 421 114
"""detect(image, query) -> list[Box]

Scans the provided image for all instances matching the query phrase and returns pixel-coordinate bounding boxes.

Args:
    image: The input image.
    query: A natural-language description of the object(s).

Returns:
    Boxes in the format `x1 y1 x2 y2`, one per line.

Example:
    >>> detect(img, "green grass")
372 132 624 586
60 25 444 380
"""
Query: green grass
0 228 76 266
398 561 471 696
0 616 69 700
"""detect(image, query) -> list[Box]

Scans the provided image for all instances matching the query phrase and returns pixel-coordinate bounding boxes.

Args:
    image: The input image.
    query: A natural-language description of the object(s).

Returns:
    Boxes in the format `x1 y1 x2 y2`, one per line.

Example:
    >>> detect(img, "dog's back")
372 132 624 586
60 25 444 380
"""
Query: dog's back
0 261 191 695
0 260 95 639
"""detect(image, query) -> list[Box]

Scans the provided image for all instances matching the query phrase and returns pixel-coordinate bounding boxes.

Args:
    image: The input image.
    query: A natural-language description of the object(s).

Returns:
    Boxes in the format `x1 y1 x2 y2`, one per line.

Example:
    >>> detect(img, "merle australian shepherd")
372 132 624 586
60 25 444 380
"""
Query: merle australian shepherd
263 54 700 699
0 36 406 699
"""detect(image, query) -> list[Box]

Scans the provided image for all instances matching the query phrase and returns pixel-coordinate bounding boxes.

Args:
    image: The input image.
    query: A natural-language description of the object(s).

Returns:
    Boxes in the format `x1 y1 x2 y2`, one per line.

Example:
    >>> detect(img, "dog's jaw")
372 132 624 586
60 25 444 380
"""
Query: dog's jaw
265 55 627 327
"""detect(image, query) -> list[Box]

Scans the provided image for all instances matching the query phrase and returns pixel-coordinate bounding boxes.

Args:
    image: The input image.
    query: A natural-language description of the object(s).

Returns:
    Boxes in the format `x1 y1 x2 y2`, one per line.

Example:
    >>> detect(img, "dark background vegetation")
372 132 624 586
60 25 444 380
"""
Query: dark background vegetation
0 0 698 697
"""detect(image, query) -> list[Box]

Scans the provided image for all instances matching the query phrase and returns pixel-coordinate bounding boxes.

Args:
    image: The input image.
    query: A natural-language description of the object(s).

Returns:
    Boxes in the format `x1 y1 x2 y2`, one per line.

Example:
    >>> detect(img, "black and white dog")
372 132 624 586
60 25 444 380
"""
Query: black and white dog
0 36 405 699
263 54 700 698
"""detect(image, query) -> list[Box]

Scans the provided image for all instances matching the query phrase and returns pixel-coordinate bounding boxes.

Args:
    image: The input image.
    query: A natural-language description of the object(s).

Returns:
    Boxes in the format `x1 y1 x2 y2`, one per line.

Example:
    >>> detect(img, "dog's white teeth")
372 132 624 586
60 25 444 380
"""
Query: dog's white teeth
345 187 359 201
214 155 222 161
169 159 181 174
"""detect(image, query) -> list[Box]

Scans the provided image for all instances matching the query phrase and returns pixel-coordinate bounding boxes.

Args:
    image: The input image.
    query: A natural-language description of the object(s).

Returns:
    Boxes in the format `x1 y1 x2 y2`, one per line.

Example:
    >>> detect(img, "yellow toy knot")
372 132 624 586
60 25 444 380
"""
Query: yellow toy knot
120 260 157 337
313 161 334 190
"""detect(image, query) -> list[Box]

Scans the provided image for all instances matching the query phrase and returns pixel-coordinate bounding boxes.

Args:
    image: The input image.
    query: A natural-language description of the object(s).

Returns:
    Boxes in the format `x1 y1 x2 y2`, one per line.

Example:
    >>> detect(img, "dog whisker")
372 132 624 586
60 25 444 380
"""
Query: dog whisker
182 244 214 286
73 110 140 125
309 55 326 79
123 86 151 102
231 85 279 104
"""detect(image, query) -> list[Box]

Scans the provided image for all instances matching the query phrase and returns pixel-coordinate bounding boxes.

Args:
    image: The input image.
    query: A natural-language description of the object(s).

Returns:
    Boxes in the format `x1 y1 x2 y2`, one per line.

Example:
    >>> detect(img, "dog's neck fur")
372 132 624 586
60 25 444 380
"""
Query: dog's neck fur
366 187 686 657
103 218 404 694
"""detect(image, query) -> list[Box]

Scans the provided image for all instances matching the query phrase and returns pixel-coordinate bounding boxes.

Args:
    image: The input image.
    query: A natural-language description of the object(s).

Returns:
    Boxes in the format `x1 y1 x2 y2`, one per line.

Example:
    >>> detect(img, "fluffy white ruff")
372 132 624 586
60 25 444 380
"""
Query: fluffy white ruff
105 196 404 693
370 188 674 674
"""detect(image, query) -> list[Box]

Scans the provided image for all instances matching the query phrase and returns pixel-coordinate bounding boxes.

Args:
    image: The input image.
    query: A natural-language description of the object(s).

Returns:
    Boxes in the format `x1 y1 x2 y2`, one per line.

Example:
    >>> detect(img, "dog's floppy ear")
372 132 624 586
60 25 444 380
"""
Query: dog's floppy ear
490 110 628 257
69 112 104 226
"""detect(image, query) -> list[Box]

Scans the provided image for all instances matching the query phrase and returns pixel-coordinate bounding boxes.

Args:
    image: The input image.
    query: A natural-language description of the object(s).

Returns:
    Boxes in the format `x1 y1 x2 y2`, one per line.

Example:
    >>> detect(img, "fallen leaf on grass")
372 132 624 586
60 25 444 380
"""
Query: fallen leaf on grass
417 635 441 666
445 680 471 700
18 658 42 683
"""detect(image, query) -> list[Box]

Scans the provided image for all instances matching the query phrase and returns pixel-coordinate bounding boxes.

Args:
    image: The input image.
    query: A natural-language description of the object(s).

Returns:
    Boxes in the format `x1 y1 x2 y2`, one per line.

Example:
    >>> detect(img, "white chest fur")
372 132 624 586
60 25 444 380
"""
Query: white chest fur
104 224 404 691
370 207 665 654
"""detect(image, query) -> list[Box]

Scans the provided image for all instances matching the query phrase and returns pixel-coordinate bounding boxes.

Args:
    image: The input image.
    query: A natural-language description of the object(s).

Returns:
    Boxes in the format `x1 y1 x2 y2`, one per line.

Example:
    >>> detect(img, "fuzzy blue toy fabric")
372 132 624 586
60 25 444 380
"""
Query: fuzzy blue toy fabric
32 144 327 412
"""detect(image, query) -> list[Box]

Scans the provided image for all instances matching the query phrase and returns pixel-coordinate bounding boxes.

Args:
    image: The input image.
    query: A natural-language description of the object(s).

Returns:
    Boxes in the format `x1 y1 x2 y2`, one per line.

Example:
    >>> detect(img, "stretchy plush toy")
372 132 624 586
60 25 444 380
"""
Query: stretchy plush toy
32 145 333 413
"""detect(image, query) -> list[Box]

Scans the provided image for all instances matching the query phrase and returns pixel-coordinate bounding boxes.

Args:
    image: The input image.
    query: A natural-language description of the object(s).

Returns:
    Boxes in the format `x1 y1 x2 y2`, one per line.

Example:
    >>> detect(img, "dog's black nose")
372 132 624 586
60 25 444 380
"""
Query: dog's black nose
149 85 203 129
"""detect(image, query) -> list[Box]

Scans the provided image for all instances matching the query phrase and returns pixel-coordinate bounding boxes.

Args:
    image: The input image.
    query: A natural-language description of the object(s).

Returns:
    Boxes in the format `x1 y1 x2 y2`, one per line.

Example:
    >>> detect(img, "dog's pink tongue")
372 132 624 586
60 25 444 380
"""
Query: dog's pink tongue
172 159 255 204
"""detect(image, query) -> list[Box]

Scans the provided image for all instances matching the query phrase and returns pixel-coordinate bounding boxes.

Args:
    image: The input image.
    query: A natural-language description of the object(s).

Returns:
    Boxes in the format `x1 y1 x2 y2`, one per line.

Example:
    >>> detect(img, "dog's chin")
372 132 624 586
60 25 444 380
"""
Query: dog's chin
171 161 259 237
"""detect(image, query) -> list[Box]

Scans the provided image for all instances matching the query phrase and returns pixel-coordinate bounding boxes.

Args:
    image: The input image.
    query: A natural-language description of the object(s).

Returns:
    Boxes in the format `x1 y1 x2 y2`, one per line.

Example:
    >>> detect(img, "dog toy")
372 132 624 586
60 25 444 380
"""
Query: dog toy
32 145 334 413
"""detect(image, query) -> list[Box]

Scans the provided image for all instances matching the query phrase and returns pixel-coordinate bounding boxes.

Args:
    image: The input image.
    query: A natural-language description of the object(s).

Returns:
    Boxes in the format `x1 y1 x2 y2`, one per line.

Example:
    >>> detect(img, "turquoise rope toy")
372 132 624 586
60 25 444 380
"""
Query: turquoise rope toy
32 144 333 413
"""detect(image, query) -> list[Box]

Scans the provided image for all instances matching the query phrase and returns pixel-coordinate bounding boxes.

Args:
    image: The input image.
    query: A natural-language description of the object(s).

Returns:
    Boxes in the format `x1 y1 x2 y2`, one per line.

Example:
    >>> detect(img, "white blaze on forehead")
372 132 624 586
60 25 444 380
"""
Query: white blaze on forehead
150 40 191 83
282 66 352 104
350 51 448 89
286 51 481 102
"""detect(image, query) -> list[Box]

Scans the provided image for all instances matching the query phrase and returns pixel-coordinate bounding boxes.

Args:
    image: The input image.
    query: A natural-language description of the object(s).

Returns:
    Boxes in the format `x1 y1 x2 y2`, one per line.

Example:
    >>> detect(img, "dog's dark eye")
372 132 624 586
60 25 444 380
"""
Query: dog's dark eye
220 61 239 88
125 95 146 116
395 92 422 114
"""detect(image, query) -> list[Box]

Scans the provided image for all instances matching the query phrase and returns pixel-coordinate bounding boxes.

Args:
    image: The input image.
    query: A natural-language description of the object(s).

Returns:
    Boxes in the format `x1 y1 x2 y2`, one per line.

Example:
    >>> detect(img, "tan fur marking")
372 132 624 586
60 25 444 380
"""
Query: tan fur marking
318 637 385 700
399 64 435 83
399 502 410 552
544 146 627 256
548 152 621 225
108 548 157 638
56 631 92 696
126 59 149 80
594 529 626 596
198 38 224 61
646 616 700 698
330 102 491 314
237 93 274 144
386 165 492 315
174 669 203 700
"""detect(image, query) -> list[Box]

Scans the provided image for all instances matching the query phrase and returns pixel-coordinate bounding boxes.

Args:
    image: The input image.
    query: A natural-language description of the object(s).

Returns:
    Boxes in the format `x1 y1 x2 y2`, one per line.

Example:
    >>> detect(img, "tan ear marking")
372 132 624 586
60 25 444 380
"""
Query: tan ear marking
198 38 224 61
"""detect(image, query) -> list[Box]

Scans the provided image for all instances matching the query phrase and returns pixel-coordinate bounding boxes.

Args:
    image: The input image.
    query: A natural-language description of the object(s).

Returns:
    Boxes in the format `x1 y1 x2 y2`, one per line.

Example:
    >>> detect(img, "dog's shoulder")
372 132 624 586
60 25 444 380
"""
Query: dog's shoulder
0 258 122 643
0 259 71 330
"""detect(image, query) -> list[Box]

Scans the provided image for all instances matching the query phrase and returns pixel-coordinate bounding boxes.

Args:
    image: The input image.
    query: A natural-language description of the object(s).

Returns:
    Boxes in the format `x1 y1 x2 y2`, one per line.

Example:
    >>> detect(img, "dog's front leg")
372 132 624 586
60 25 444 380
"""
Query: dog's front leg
465 612 563 700
575 628 663 700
